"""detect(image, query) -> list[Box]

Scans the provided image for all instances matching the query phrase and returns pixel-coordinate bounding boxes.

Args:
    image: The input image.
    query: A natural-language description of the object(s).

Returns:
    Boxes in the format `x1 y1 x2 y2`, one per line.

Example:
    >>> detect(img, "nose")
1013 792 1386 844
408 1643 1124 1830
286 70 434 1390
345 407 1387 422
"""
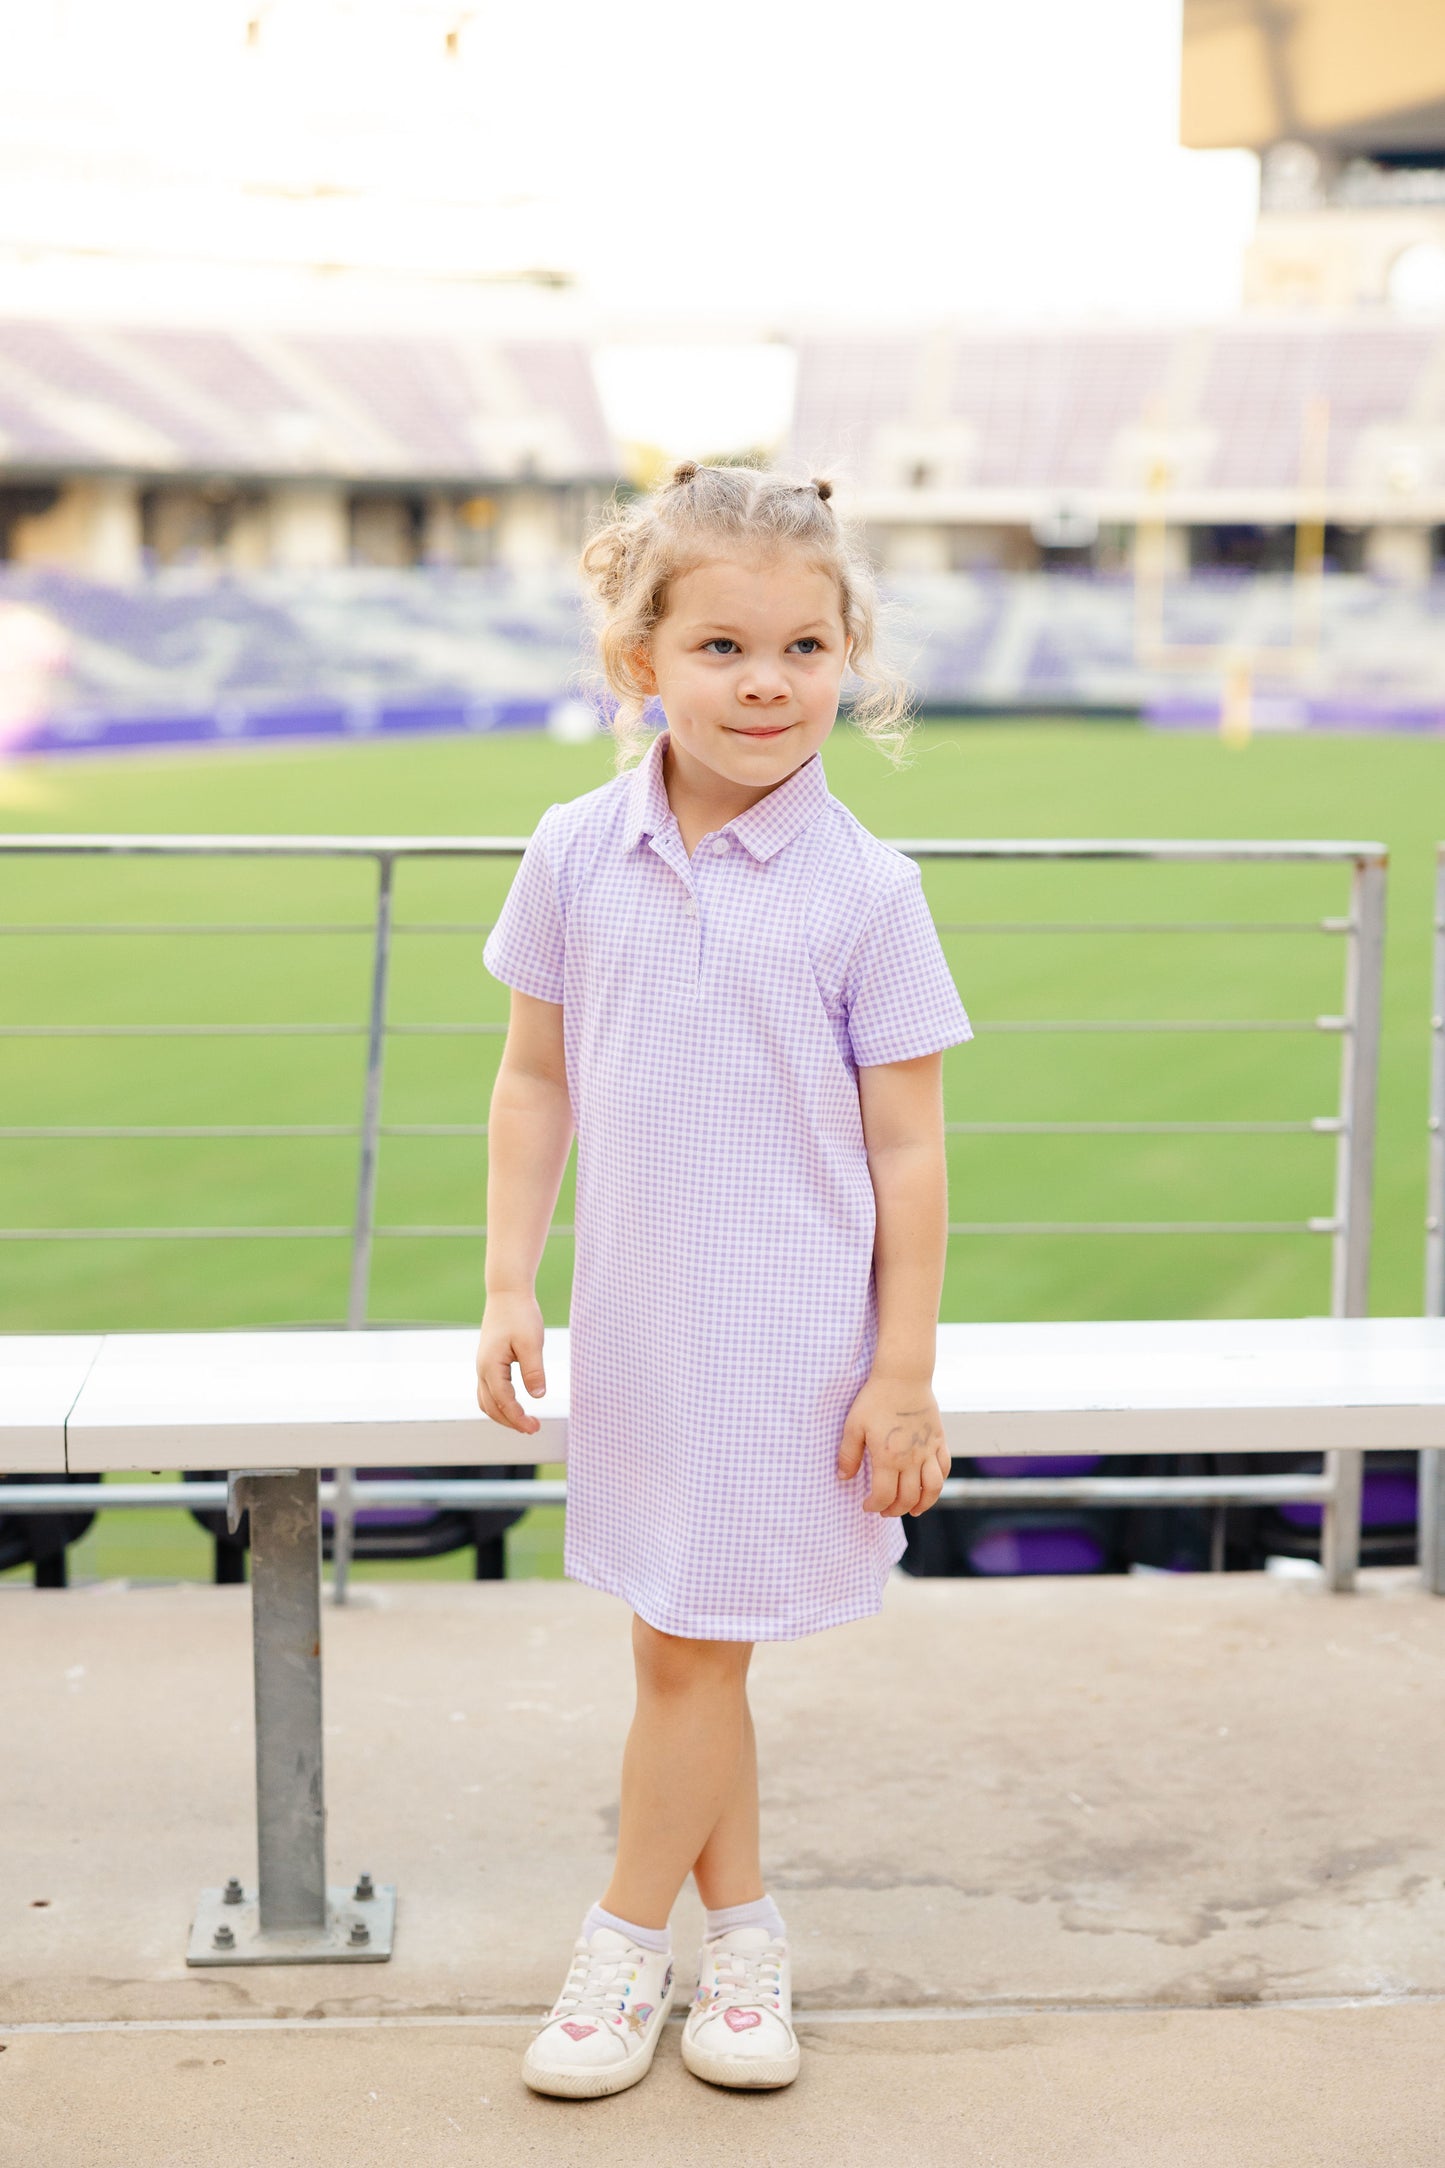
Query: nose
738 665 789 707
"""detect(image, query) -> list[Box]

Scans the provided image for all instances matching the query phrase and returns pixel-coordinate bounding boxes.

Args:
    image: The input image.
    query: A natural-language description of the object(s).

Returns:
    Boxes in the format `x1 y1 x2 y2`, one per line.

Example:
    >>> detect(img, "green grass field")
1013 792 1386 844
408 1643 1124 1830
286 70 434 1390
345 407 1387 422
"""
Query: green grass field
3 717 1441 1584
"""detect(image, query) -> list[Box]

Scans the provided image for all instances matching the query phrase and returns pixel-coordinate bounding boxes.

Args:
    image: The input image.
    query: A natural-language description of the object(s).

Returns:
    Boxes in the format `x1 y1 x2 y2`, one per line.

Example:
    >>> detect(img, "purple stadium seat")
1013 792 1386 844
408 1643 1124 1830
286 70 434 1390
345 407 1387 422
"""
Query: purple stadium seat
1276 1465 1418 1533
968 1523 1108 1576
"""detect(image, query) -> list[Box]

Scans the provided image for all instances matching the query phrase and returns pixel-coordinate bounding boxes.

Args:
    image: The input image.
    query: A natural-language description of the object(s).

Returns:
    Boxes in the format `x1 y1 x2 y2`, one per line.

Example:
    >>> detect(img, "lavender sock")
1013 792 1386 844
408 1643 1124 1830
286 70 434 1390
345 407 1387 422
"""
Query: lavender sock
581 1900 671 1955
704 1893 786 1941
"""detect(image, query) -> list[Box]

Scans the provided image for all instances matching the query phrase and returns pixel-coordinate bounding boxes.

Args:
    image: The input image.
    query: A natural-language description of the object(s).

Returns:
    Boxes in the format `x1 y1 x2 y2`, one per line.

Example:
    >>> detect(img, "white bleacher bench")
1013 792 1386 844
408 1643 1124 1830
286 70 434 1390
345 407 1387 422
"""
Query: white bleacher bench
6 1318 1445 1968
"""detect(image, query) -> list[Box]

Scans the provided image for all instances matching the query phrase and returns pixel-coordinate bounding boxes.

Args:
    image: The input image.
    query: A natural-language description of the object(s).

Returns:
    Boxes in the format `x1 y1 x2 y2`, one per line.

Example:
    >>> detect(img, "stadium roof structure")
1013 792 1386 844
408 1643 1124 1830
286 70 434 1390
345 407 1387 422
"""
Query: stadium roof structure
0 321 617 485
789 319 1445 526
1181 0 1445 156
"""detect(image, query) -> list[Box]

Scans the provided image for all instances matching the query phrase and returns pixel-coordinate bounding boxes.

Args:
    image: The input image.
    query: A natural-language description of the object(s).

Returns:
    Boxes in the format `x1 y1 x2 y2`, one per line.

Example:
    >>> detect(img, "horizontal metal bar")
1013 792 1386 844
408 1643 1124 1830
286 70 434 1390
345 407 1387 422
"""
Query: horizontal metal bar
946 1220 1337 1235
0 1475 1336 1515
936 1475 1337 1504
0 1120 1337 1144
0 918 1346 939
0 1481 568 1511
0 838 524 859
897 841 1388 866
981 1019 1343 1034
0 924 378 937
0 1220 1335 1241
8 1017 1326 1044
0 1023 507 1039
0 1024 368 1038
945 1120 1336 1135
0 836 1390 864
0 1227 356 1241
0 923 501 937
934 920 1350 936
0 1120 1337 1143
0 1125 362 1140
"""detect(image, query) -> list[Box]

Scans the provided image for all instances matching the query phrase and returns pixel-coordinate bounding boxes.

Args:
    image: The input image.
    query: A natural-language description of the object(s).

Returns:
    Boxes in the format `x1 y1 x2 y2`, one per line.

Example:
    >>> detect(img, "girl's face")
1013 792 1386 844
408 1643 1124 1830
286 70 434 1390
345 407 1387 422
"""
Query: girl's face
637 548 850 797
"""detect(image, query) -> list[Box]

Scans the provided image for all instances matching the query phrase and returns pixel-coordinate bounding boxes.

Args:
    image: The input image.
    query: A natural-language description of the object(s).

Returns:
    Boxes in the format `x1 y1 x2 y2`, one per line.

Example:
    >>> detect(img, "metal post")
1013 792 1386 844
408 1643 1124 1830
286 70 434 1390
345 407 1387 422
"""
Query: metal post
1322 853 1387 1592
335 852 396 1605
1420 848 1445 1590
1426 846 1445 1316
249 1467 327 1929
186 1468 394 1964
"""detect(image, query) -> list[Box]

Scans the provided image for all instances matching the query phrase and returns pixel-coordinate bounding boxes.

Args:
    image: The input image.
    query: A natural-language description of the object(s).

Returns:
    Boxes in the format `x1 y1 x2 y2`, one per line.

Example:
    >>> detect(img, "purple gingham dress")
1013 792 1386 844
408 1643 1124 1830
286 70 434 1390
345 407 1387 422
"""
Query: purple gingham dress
483 728 972 1640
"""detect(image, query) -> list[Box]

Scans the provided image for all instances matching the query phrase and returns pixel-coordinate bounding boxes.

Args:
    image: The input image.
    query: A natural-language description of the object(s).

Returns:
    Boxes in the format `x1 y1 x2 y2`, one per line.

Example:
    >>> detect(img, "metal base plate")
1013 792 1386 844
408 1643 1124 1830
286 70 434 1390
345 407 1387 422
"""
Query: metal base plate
187 1881 396 1965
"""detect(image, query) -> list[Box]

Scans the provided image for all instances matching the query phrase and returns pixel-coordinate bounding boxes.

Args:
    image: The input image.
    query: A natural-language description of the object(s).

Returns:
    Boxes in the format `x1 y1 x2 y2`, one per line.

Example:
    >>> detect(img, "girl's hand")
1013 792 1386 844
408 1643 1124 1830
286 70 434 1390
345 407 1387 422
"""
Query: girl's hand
837 1373 950 1518
475 1294 547 1436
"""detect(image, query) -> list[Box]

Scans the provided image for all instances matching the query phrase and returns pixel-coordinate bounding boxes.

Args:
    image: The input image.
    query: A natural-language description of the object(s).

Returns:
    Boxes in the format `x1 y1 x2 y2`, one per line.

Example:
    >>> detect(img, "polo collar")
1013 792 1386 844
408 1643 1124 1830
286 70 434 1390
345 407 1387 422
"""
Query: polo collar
622 728 830 864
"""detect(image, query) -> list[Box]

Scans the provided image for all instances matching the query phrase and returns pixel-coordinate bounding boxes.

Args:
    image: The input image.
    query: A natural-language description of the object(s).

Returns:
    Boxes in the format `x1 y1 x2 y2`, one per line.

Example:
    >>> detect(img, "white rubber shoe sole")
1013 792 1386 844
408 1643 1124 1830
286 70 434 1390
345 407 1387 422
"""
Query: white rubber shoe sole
521 1979 675 2100
679 2020 800 2091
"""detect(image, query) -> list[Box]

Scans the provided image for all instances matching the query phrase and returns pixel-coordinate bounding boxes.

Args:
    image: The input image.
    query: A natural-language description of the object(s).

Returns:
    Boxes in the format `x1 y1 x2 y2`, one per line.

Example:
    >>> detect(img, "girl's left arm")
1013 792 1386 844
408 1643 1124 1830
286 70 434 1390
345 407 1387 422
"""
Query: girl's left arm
837 1050 951 1518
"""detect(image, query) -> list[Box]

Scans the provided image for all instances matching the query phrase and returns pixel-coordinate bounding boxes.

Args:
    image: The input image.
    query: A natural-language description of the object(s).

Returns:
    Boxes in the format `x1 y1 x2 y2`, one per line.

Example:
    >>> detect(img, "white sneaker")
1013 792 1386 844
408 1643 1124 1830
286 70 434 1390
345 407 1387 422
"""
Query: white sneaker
680 1926 800 2090
521 1926 675 2099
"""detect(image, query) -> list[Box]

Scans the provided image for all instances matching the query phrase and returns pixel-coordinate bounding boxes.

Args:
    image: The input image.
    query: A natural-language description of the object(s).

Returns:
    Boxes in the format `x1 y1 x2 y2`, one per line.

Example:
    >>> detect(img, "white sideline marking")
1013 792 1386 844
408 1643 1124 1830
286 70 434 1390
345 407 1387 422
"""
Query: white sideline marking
4 1991 1444 2037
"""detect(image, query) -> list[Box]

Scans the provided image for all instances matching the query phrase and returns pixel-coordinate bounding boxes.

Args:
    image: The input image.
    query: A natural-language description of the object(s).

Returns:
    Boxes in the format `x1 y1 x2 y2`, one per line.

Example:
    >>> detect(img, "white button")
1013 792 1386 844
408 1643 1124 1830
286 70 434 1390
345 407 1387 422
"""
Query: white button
682 898 697 917
712 837 729 855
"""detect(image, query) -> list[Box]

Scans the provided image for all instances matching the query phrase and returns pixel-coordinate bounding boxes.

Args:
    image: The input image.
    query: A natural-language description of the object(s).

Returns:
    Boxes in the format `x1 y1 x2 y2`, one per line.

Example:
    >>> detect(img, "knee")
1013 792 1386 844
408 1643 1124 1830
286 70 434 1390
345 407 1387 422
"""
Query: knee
633 1617 751 1700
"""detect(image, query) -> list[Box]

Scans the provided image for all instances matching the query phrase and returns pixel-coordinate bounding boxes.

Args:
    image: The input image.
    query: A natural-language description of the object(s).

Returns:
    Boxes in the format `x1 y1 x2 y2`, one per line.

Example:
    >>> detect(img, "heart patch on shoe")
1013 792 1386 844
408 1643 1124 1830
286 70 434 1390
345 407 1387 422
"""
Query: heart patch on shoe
560 2021 597 2040
723 2008 762 2032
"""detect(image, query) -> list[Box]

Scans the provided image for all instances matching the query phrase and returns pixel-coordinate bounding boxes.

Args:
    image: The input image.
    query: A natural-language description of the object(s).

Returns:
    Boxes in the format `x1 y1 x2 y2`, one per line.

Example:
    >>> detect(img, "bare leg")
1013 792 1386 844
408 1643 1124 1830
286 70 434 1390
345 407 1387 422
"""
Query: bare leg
600 1615 753 1930
691 1686 764 1912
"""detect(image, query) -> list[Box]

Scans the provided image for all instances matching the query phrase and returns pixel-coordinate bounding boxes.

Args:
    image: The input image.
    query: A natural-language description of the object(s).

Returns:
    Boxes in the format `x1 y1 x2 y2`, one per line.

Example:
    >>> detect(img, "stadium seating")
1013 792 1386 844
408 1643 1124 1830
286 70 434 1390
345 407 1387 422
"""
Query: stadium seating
790 322 1445 495
6 561 1445 750
0 321 614 480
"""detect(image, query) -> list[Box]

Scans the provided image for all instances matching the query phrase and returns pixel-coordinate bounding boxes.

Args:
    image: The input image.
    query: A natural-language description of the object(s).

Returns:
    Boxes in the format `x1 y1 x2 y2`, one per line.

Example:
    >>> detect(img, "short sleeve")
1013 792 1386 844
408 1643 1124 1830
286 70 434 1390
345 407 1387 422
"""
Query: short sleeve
483 805 565 1003
844 862 973 1067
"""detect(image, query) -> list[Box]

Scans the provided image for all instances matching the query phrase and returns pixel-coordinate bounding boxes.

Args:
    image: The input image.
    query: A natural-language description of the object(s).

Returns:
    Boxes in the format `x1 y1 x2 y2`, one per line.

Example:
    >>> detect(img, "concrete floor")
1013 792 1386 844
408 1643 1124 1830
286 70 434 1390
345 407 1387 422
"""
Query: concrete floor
3 1566 1444 2163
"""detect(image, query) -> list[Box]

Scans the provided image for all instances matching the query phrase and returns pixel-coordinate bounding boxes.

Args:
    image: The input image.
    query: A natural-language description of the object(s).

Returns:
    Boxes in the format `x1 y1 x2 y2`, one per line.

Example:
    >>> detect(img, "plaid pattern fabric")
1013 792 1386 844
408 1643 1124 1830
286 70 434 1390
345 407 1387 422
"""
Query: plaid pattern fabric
484 727 972 1639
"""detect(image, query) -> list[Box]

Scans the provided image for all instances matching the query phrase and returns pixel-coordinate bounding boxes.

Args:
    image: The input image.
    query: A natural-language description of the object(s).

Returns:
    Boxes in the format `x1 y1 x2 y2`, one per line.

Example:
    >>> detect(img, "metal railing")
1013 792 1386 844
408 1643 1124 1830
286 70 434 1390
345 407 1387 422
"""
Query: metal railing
1 834 1388 1589
1422 844 1445 1589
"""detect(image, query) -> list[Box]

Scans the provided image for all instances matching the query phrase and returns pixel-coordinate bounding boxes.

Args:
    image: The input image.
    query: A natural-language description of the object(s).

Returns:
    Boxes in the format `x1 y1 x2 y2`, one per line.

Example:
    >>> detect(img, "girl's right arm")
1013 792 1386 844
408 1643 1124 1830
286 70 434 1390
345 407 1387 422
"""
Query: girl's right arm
475 989 574 1437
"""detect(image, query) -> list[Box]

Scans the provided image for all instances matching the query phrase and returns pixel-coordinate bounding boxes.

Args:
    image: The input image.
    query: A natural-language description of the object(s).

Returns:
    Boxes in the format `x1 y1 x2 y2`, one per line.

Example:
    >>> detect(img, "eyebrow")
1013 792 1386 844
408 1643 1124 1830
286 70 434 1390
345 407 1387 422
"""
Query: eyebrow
680 620 835 638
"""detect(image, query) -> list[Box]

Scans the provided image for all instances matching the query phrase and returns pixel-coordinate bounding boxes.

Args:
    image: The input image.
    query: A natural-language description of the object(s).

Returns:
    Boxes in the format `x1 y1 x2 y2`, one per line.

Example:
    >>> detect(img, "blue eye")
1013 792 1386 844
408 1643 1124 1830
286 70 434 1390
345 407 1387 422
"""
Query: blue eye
703 638 738 655
792 638 821 654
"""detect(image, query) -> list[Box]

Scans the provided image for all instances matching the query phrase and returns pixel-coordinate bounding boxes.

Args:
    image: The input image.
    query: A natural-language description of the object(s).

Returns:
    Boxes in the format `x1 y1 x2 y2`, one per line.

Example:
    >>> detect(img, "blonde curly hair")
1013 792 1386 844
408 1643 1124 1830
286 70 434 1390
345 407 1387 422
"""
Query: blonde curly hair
578 459 916 772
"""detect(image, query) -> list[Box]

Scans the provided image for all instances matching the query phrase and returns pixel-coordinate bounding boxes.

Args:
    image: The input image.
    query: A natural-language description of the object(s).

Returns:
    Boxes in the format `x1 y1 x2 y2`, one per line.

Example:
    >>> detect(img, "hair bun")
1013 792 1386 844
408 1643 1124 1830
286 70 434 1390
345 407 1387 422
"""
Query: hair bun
812 477 834 503
672 461 699 486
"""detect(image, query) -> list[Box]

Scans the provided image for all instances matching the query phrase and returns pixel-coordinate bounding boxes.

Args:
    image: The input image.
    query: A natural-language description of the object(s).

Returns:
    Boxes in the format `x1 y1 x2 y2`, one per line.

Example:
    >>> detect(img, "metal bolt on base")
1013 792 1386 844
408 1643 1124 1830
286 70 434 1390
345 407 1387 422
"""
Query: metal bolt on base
189 1879 396 1966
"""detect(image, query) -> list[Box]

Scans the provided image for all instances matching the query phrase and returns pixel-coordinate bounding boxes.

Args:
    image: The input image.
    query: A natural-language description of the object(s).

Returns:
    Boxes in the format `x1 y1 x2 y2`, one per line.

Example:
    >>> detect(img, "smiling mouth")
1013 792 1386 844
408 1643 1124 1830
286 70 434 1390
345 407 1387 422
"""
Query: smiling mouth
731 725 792 736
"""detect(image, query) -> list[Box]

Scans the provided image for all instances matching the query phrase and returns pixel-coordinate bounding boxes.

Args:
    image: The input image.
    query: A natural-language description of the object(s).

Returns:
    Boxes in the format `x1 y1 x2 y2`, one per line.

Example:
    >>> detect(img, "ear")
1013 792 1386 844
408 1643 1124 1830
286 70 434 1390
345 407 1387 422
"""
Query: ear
628 641 658 696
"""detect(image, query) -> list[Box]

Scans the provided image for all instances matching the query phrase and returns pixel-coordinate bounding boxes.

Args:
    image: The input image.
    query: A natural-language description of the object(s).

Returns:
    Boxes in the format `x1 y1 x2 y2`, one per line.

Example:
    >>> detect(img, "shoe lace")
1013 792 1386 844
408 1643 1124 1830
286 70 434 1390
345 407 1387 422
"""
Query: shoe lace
550 1943 640 2025
705 1936 785 2010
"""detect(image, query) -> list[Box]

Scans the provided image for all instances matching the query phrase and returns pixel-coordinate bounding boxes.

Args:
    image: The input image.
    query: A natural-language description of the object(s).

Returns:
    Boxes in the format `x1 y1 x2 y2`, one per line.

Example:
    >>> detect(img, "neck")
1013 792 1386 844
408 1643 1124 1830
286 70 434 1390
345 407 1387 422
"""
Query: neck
660 731 804 830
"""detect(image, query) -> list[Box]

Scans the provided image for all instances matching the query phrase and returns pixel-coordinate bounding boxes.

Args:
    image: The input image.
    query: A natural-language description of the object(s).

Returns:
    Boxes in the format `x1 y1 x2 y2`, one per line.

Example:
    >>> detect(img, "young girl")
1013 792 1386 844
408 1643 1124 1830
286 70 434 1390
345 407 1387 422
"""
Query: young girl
475 461 972 2099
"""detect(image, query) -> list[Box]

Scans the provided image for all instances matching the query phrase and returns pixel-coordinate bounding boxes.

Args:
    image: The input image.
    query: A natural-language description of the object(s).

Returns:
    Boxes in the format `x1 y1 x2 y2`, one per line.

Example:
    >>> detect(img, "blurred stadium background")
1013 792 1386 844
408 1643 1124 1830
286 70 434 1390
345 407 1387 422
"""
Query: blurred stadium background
4 0 1444 1586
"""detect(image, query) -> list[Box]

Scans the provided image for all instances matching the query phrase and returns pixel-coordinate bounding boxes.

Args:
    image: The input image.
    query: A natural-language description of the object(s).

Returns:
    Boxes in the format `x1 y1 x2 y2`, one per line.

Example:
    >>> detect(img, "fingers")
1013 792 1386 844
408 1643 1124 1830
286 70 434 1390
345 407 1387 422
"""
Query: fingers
836 1418 866 1482
514 1331 546 1403
886 1464 925 1517
863 1462 899 1516
906 1444 951 1518
475 1354 541 1435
